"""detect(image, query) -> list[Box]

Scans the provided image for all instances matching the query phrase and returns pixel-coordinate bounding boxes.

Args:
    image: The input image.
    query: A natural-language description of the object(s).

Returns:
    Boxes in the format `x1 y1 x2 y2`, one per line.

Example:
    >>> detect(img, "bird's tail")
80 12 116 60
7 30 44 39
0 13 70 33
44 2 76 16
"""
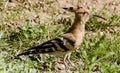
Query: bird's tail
15 46 41 59
14 48 38 60
16 51 31 56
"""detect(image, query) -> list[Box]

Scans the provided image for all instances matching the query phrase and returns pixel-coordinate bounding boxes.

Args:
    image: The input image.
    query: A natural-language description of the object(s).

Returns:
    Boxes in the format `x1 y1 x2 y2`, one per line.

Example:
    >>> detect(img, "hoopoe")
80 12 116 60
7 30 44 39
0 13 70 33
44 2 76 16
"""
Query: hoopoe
15 6 105 67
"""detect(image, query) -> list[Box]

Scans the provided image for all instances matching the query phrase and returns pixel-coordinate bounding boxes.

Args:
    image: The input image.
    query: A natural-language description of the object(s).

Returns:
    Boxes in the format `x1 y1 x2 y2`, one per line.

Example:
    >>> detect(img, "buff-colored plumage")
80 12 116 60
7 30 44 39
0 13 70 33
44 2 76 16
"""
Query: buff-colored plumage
16 6 105 68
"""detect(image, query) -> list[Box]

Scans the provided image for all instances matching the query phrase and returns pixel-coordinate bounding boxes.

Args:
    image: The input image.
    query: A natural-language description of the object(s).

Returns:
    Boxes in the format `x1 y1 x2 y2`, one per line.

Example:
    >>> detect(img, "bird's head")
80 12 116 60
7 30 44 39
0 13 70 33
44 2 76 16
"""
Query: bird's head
63 6 105 23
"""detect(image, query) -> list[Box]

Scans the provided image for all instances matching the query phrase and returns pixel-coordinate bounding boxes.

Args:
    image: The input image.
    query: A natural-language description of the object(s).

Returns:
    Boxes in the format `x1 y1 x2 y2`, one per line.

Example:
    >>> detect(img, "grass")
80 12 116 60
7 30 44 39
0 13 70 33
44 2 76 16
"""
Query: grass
0 0 120 73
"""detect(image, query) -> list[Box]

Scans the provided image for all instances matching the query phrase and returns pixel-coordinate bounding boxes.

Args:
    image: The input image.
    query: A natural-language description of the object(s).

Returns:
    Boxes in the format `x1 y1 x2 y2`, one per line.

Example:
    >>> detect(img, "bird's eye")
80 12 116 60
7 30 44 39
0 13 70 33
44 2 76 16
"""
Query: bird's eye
78 12 87 14
83 12 86 14
70 7 73 10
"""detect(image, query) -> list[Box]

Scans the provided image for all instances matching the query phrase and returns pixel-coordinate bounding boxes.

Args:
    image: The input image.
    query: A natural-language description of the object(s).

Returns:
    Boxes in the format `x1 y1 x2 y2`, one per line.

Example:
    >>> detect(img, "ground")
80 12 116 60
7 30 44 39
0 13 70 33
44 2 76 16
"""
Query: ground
0 0 120 73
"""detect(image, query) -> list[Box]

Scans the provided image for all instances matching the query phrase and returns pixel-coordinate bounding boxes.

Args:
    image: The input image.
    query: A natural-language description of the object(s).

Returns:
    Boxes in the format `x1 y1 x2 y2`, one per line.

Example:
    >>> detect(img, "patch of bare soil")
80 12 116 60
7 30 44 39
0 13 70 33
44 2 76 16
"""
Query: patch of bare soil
0 0 120 27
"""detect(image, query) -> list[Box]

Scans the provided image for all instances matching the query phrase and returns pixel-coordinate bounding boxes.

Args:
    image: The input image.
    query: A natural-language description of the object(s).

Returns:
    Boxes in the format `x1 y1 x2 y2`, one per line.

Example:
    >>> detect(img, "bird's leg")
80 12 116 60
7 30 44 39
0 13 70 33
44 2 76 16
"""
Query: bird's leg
67 52 74 66
63 52 74 69
63 53 68 67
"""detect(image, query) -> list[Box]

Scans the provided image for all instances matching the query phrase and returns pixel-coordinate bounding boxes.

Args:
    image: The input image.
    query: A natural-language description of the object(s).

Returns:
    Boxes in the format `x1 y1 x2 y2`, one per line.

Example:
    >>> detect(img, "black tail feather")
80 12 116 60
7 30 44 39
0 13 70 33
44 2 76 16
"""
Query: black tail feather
17 51 31 56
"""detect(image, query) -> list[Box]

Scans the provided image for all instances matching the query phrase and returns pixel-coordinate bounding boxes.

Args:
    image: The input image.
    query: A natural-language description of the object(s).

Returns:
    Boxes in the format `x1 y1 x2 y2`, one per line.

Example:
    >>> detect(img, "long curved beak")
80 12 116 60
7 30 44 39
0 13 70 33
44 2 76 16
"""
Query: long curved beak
63 7 106 20
63 8 68 10
92 14 106 20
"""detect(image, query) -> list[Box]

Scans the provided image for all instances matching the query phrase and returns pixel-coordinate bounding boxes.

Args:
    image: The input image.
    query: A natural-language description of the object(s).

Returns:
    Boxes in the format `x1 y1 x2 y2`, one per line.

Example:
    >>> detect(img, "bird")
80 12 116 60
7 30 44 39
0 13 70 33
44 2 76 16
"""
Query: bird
15 6 105 68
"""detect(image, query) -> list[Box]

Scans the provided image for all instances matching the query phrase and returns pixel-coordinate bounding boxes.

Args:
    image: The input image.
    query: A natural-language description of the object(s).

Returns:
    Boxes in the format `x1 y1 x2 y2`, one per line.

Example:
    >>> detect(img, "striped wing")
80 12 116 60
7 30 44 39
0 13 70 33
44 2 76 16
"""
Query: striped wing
17 36 75 56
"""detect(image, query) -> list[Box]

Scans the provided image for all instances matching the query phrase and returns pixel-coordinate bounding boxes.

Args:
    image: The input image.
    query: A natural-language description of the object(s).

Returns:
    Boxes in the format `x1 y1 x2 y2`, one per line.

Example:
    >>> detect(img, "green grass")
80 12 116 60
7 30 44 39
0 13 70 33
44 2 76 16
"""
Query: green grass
0 15 120 73
0 0 120 73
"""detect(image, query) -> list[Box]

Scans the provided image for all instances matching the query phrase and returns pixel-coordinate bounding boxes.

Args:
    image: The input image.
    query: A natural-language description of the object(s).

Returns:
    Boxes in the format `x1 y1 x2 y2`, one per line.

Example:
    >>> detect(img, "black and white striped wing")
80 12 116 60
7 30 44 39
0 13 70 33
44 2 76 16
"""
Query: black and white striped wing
17 36 75 56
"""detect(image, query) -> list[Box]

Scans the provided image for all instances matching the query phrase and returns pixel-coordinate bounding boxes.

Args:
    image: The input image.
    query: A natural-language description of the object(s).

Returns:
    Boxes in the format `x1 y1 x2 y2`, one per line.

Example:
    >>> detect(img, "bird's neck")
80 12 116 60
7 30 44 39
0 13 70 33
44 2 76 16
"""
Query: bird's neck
67 16 85 35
